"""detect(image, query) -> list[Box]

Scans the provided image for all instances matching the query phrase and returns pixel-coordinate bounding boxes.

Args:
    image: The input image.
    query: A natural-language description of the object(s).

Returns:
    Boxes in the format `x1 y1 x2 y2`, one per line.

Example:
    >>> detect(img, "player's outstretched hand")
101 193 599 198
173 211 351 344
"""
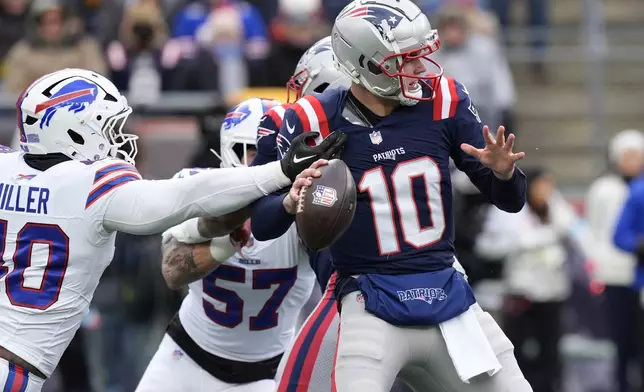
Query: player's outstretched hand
461 125 526 179
280 132 347 182
282 159 328 214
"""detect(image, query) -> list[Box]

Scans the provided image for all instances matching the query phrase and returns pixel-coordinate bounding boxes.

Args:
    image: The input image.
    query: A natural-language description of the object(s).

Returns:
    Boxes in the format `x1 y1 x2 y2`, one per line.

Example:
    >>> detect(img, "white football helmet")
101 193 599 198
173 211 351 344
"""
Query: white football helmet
286 36 351 102
219 98 281 168
332 0 443 106
16 68 138 164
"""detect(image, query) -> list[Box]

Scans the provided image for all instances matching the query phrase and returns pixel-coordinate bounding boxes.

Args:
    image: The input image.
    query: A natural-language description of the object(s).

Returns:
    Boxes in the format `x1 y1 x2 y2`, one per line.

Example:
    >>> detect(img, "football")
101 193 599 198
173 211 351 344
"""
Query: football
295 159 357 251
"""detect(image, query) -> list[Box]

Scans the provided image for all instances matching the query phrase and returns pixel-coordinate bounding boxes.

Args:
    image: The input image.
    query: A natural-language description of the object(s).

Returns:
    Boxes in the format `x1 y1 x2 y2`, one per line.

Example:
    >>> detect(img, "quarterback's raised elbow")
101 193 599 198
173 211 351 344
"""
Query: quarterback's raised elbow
491 198 525 214
502 201 525 213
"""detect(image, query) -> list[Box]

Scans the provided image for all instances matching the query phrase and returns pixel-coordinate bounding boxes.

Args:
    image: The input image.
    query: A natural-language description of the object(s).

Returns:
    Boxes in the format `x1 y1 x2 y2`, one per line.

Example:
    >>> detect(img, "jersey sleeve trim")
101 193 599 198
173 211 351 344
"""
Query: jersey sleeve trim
265 104 288 129
86 162 142 209
86 174 141 209
292 96 329 146
433 76 459 121
93 162 140 184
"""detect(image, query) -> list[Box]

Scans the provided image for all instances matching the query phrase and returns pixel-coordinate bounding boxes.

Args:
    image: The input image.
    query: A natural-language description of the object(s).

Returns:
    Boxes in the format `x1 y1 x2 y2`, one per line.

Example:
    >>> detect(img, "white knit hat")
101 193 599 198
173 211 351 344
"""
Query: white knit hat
609 129 644 164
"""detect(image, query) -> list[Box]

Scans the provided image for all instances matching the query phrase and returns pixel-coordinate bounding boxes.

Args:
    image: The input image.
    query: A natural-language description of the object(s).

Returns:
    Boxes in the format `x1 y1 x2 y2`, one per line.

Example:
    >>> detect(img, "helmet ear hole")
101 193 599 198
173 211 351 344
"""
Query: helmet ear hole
367 61 383 76
67 129 85 145
25 116 38 126
314 83 330 93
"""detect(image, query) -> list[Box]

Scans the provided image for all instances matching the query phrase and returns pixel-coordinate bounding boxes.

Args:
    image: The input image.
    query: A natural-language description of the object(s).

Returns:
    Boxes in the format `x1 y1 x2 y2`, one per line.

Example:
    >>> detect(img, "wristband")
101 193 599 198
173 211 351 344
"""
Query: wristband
209 235 238 262
167 218 210 244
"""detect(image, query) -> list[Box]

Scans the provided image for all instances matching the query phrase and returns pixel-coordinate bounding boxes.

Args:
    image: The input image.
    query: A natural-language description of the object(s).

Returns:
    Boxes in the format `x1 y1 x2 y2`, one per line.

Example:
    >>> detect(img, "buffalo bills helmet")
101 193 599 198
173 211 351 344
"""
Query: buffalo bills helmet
16 68 138 163
219 98 281 168
332 0 443 106
287 36 351 102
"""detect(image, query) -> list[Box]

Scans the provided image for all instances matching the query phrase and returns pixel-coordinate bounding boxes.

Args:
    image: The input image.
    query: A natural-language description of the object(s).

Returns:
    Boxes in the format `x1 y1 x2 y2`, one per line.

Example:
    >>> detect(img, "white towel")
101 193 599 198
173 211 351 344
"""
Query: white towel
439 305 502 383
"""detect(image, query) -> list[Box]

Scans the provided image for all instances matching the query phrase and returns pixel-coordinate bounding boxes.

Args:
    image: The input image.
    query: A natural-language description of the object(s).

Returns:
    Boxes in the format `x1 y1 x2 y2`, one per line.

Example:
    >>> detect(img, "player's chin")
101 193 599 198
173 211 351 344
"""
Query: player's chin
407 81 421 93
402 81 423 98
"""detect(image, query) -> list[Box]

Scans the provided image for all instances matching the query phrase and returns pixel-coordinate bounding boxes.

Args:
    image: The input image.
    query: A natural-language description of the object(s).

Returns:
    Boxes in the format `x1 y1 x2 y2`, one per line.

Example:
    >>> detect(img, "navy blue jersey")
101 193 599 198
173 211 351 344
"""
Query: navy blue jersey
256 78 525 276
308 249 334 290
250 103 293 167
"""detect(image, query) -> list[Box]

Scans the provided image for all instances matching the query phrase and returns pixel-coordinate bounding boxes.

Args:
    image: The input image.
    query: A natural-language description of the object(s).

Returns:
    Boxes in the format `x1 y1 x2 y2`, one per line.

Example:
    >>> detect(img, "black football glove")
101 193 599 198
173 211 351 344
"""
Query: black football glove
280 131 348 182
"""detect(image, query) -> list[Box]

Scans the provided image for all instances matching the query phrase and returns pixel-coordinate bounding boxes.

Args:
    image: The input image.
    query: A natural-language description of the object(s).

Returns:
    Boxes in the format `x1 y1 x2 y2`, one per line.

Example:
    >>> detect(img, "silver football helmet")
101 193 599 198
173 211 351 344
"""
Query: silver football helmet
287 36 351 102
332 0 443 106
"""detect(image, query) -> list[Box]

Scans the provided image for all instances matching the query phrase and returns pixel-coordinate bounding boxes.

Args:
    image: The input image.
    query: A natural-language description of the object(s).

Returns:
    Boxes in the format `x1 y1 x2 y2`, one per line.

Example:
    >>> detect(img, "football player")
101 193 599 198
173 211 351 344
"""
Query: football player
251 1 533 391
0 68 345 391
253 36 351 167
136 98 318 392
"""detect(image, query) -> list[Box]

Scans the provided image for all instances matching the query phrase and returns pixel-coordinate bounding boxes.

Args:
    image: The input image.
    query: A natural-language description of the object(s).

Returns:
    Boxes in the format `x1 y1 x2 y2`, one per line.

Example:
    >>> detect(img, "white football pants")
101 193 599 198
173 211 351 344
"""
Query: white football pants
135 335 275 392
333 292 534 392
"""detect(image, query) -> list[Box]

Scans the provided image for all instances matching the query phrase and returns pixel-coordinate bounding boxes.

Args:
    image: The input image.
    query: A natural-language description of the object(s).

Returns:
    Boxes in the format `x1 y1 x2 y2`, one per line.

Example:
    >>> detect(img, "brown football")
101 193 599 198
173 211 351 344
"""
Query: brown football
295 159 357 251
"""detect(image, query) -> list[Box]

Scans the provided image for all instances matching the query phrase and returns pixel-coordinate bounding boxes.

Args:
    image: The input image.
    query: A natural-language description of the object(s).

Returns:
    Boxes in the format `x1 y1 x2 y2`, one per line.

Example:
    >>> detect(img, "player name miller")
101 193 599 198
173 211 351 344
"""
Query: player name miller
0 183 50 215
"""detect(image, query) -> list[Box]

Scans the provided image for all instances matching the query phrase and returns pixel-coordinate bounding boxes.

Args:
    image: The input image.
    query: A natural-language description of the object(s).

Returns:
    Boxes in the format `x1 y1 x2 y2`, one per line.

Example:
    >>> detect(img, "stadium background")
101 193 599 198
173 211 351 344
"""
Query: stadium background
0 0 642 391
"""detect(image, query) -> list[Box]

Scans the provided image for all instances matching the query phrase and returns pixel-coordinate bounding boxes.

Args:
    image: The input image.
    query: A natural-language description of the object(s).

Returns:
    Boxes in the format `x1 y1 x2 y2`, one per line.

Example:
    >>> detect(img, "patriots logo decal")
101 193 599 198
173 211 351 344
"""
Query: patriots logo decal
341 5 404 37
257 127 275 143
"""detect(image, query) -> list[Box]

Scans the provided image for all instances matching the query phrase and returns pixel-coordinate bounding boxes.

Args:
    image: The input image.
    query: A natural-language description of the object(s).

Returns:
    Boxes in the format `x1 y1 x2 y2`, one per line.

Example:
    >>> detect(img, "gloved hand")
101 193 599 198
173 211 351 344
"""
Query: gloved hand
280 131 347 181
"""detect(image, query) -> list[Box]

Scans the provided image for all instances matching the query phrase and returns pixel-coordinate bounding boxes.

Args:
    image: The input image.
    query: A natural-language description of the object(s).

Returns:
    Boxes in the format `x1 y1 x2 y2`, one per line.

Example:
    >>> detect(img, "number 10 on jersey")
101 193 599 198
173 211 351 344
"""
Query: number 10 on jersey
358 157 446 255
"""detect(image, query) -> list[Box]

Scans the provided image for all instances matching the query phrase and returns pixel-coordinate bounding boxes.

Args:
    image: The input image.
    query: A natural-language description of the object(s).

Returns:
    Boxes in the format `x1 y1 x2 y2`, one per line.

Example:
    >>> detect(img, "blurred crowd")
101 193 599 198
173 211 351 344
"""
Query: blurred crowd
16 1 644 392
0 0 555 124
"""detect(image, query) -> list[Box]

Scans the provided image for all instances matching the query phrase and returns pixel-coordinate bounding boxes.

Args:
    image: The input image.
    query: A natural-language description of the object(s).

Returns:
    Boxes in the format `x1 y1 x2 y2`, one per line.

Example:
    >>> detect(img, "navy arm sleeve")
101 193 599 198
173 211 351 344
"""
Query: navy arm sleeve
308 249 334 291
613 180 644 253
250 112 280 167
250 192 295 240
449 81 526 213
250 108 306 240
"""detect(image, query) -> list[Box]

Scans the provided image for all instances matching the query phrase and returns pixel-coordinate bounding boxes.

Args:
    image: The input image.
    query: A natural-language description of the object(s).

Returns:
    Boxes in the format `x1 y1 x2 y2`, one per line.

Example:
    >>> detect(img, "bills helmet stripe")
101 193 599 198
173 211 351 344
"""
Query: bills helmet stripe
35 89 95 114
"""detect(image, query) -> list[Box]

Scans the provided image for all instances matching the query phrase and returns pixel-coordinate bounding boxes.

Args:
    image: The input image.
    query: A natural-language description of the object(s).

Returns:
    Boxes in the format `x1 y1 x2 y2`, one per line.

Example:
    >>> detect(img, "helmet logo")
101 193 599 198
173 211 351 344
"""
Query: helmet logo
257 126 276 143
341 6 403 37
35 79 98 129
222 103 252 131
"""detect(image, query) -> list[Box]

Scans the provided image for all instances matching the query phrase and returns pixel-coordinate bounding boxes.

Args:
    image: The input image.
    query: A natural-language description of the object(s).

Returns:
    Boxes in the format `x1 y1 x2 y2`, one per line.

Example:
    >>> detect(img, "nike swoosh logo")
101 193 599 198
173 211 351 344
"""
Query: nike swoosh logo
286 120 296 134
293 155 315 163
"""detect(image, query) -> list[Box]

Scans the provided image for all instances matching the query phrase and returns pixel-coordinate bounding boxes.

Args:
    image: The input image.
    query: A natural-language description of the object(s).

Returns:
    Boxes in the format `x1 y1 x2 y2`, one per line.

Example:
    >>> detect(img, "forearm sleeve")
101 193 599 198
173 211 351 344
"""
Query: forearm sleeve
103 161 290 234
250 192 295 241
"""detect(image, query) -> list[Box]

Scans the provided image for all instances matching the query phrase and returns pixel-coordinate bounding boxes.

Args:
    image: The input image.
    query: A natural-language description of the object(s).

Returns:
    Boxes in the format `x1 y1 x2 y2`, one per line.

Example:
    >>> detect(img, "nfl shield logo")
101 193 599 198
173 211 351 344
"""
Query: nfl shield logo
369 131 383 145
312 185 338 208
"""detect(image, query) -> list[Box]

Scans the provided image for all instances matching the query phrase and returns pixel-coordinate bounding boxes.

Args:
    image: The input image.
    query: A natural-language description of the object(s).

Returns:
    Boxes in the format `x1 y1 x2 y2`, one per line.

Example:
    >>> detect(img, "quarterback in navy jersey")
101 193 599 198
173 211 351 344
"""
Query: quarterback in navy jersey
252 0 532 391
257 80 524 276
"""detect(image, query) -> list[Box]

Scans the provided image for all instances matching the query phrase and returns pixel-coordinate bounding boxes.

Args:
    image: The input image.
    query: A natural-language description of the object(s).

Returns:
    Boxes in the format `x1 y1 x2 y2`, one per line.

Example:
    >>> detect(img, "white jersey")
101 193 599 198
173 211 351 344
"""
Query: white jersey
0 149 141 377
172 168 316 362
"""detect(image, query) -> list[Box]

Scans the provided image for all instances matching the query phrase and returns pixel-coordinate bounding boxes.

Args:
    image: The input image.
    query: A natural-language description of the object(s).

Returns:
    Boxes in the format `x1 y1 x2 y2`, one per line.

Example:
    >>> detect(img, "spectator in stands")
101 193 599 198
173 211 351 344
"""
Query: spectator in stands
159 0 267 99
3 0 106 93
169 0 269 96
487 0 549 81
193 2 250 103
0 0 29 81
417 0 498 35
475 167 570 392
432 4 516 133
106 0 169 104
268 0 329 86
606 130 644 392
